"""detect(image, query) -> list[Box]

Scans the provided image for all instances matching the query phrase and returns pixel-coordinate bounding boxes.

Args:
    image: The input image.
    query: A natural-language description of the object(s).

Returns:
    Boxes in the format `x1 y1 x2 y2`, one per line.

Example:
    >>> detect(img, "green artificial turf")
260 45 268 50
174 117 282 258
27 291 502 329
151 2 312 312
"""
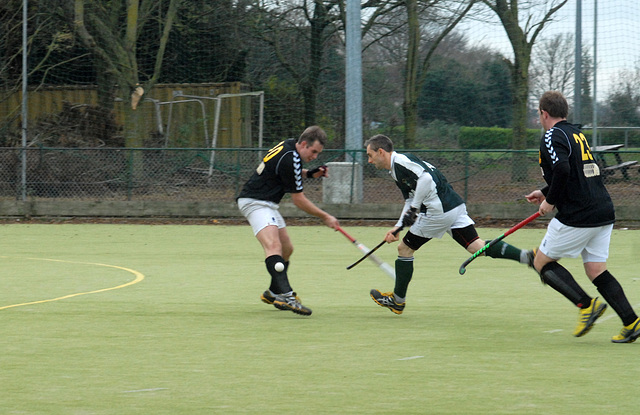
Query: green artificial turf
1 223 639 414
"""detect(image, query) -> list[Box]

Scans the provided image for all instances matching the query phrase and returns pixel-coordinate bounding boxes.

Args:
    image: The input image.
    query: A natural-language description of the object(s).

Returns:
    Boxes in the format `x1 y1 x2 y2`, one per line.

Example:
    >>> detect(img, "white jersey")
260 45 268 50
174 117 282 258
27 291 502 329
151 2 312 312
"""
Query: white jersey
389 152 463 215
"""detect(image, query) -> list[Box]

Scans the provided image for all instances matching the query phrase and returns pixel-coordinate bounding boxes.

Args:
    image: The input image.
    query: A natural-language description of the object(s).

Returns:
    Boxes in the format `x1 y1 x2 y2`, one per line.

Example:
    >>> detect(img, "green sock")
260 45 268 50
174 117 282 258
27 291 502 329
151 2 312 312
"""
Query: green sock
485 241 521 262
394 257 414 299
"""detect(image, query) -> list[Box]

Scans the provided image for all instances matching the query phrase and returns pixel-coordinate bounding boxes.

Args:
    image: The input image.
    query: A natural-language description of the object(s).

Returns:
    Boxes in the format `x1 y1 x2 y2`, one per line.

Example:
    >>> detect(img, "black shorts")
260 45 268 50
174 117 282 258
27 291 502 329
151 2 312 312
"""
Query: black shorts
403 224 479 251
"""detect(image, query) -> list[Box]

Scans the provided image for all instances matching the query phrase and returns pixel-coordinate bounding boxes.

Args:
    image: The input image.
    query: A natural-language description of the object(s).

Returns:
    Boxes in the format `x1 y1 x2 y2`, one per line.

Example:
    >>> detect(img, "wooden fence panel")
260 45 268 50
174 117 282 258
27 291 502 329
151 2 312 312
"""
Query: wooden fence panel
0 82 253 147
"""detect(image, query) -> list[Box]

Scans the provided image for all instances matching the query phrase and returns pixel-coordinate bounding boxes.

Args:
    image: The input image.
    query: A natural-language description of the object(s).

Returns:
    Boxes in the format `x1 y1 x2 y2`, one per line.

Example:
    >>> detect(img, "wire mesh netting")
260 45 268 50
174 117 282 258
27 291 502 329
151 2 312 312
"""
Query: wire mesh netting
1 148 637 214
1 2 639 220
3 2 640 149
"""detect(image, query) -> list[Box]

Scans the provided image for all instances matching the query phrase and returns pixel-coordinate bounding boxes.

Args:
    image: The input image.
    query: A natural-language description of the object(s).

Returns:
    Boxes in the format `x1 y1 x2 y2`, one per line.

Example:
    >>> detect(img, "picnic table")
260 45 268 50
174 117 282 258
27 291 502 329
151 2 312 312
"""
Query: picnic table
591 144 637 180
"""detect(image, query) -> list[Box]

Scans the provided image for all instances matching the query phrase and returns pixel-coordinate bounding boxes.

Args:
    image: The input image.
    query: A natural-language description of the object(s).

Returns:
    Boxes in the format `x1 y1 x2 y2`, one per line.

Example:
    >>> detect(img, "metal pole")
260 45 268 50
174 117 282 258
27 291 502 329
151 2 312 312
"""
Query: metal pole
258 92 264 151
345 0 363 202
574 0 582 124
592 0 598 148
345 0 362 159
208 97 222 178
21 0 28 201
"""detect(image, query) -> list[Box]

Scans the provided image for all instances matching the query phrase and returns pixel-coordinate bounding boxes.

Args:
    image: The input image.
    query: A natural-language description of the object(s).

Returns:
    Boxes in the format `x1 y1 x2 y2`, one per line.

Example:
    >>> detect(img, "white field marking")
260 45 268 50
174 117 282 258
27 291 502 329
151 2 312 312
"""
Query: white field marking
122 388 168 393
544 329 564 334
397 356 424 361
597 313 617 323
0 256 145 311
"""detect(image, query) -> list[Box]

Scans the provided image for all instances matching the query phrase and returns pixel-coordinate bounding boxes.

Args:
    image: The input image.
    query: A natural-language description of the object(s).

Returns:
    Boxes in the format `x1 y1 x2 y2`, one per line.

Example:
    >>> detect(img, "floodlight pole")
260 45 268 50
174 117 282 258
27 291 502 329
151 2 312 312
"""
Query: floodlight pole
21 0 28 201
592 0 598 148
574 0 582 125
345 0 362 161
345 0 363 202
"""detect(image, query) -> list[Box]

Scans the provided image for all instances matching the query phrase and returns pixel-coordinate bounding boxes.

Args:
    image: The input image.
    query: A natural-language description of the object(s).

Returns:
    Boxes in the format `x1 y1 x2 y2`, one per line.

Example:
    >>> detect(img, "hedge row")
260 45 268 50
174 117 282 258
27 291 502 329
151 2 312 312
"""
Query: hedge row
458 127 598 149
459 127 538 149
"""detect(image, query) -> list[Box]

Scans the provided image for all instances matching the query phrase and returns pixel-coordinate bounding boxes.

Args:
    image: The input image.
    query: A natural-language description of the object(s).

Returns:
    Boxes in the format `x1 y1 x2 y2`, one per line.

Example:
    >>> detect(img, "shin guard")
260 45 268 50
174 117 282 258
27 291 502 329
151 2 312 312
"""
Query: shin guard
540 262 591 308
394 257 414 299
593 270 638 326
265 255 292 294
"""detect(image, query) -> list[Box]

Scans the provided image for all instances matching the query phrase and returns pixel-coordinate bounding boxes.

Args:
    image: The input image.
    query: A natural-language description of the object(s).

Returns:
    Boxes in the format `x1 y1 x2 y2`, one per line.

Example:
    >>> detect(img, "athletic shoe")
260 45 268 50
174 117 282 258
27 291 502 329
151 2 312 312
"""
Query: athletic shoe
573 297 607 337
260 290 300 305
273 292 312 316
260 290 276 304
370 289 405 315
526 248 538 269
611 317 640 343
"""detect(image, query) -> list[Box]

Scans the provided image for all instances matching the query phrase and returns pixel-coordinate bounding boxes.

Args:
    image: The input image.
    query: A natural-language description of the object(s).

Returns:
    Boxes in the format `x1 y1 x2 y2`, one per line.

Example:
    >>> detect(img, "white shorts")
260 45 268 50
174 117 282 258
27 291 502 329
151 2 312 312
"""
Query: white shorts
237 198 286 236
539 217 612 263
410 204 475 239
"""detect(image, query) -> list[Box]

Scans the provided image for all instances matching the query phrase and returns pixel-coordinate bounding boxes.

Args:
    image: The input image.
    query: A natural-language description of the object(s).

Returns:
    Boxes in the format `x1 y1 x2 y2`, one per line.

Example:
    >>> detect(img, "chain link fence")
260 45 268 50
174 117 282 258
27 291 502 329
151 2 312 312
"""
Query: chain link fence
0 147 637 221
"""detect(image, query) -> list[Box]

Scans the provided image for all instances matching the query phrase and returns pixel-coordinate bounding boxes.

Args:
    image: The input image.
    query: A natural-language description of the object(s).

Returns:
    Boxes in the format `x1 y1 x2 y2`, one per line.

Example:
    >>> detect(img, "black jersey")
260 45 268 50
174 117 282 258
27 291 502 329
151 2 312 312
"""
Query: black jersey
539 120 615 227
237 139 303 203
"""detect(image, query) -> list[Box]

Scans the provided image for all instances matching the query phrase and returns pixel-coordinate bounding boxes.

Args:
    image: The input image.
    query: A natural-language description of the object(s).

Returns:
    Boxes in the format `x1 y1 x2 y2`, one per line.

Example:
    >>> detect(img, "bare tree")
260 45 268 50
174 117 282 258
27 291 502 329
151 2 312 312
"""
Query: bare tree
68 0 181 148
248 1 474 145
480 0 569 179
360 0 475 147
358 1 410 140
1 1 84 129
603 63 640 127
530 34 595 126
530 33 575 101
404 0 475 148
249 0 343 128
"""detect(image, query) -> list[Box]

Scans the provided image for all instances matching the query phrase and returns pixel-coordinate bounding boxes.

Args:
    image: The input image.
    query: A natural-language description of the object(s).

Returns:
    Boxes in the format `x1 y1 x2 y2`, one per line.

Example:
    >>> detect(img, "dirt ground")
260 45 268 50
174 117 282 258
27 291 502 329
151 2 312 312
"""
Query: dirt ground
1 216 637 229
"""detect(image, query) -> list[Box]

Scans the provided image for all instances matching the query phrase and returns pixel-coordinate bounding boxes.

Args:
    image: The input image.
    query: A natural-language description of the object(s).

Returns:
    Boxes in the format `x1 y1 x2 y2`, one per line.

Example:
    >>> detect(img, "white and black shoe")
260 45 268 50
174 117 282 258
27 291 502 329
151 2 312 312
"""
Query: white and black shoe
273 292 312 316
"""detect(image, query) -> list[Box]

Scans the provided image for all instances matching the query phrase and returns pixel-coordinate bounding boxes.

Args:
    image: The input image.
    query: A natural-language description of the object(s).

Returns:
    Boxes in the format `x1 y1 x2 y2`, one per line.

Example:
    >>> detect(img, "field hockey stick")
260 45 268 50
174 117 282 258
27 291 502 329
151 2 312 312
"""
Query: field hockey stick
346 226 403 271
458 211 541 275
336 226 395 280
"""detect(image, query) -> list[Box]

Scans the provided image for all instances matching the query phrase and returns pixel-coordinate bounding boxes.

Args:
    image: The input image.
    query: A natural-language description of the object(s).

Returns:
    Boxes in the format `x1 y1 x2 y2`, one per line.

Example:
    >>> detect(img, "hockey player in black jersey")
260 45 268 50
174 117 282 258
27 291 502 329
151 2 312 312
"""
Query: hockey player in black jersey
526 90 640 342
237 126 339 316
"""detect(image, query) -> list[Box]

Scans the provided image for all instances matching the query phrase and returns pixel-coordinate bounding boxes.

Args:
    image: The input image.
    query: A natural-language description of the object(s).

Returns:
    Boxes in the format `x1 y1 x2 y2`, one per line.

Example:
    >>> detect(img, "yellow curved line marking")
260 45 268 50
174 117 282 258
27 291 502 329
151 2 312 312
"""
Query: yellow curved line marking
0 257 145 311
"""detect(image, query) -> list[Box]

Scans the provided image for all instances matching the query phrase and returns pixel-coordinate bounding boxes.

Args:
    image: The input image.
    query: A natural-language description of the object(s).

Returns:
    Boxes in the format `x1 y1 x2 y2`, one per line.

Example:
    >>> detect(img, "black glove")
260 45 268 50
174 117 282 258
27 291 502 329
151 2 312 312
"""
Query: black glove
402 207 418 228
306 165 327 178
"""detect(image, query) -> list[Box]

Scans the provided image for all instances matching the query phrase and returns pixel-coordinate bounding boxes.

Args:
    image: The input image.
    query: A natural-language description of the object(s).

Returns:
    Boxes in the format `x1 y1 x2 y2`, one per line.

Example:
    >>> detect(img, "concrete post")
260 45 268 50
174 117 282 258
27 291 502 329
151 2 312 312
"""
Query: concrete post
323 162 363 204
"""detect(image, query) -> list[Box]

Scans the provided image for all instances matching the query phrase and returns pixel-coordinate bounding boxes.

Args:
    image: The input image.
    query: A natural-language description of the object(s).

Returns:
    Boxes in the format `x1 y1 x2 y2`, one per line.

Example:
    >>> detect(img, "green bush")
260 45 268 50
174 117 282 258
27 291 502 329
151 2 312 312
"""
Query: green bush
596 129 639 147
459 127 543 149
415 120 460 149
458 126 600 150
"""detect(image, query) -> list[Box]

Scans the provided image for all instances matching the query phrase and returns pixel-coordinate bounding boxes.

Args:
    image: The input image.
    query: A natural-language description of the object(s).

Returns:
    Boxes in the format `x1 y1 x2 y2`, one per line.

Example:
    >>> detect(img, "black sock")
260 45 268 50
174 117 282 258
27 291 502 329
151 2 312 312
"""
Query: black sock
394 257 414 299
540 262 592 308
265 255 292 294
593 270 638 326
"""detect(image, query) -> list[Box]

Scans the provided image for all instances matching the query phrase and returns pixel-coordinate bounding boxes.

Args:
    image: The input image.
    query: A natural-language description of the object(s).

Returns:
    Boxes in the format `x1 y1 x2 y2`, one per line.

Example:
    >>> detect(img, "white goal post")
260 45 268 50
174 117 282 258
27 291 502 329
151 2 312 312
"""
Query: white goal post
209 91 264 178
162 90 264 178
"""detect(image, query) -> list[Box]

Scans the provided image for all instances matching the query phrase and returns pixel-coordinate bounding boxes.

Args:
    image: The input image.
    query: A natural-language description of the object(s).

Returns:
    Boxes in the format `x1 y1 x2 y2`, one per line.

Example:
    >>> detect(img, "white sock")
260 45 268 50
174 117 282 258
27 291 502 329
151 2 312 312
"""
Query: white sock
519 250 529 264
393 293 405 303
